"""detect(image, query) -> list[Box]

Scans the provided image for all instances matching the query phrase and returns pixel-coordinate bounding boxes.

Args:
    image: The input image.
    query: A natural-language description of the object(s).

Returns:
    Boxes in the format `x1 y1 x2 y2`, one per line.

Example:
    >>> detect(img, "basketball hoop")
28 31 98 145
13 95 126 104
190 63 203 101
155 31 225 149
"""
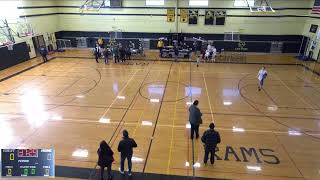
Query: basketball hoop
257 6 267 12
3 41 14 51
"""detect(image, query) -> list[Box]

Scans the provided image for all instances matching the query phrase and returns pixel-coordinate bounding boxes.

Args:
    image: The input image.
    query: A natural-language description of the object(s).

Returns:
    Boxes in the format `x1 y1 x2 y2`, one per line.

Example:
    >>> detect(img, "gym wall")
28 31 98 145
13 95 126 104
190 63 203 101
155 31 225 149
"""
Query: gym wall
301 0 320 61
19 0 314 35
20 0 59 34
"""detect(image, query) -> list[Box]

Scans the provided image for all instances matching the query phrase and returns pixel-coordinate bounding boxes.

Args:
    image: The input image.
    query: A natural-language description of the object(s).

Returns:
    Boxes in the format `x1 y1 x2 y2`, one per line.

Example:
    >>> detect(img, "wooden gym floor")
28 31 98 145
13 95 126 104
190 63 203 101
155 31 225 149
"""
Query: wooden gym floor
0 50 320 180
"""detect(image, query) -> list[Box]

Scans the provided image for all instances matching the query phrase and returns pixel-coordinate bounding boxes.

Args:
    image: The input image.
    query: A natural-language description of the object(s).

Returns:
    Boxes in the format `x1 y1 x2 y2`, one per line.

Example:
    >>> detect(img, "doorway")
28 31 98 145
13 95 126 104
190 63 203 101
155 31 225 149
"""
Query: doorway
32 35 45 57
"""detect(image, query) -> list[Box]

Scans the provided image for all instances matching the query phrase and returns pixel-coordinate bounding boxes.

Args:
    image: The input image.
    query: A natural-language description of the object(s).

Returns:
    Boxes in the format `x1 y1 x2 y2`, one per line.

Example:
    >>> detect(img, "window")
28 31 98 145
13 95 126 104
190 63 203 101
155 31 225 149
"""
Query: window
104 0 111 7
0 0 22 20
234 0 254 7
189 0 208 7
146 0 165 6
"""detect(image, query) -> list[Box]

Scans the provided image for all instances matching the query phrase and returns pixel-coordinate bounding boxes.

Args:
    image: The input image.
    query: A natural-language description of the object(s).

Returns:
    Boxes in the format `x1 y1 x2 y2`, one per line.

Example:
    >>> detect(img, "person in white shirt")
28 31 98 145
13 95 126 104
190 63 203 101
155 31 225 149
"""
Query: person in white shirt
207 44 212 52
196 55 200 67
257 66 267 91
205 50 210 62
211 46 217 62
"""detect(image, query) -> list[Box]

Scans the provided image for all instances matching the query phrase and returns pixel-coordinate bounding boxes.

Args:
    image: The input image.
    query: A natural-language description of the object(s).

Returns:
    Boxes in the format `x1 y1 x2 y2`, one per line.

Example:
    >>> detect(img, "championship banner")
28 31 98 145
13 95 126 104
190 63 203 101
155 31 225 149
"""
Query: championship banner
167 9 175 22
180 9 188 23
215 10 226 25
188 10 198 25
205 10 214 25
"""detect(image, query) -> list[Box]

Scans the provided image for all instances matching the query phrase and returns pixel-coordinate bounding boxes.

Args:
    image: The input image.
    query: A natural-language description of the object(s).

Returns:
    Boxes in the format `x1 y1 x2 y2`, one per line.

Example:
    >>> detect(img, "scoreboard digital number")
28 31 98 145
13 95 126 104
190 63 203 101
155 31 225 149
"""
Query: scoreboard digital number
1 149 55 177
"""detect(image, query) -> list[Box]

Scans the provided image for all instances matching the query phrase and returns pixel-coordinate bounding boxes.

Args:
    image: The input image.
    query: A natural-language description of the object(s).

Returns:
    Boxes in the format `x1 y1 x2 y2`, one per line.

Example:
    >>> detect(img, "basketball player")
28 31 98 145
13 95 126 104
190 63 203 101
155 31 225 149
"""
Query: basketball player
257 66 268 91
197 55 200 67
39 46 48 63
212 46 217 62
94 43 101 63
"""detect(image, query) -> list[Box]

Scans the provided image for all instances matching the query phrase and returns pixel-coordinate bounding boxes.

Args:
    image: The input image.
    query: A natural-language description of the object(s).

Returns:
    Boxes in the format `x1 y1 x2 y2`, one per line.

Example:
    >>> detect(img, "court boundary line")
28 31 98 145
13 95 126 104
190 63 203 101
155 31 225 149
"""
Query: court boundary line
167 63 181 174
55 55 303 65
203 72 215 123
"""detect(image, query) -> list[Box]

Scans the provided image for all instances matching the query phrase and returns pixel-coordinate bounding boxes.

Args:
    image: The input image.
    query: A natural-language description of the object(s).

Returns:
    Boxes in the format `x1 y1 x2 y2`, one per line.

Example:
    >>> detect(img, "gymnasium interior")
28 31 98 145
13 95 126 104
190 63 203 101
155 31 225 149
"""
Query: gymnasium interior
0 0 320 179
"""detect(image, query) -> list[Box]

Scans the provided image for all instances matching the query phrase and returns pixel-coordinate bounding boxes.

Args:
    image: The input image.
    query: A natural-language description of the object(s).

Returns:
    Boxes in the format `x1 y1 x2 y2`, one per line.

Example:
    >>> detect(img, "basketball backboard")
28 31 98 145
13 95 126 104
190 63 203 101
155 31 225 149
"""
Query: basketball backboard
79 0 109 13
249 0 275 13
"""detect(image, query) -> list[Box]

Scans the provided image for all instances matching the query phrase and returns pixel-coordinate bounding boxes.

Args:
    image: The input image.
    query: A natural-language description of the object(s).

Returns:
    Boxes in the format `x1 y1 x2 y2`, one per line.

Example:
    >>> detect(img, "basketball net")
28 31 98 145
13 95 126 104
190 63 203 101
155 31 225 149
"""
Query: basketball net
3 41 14 51
79 5 100 13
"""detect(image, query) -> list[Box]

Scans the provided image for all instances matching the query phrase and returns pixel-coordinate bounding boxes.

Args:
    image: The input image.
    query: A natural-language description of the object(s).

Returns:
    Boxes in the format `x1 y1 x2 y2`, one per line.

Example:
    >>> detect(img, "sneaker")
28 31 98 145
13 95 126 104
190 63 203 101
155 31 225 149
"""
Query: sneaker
119 168 124 174
128 172 132 176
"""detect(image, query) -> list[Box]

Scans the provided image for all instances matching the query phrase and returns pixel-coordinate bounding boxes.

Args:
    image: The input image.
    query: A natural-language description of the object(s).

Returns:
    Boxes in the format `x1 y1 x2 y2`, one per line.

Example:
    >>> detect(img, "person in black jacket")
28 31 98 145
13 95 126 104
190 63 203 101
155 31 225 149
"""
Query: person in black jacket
125 47 131 60
118 130 137 176
97 140 114 180
201 123 221 165
39 46 48 63
119 46 126 62
174 45 179 61
103 48 110 64
189 100 202 139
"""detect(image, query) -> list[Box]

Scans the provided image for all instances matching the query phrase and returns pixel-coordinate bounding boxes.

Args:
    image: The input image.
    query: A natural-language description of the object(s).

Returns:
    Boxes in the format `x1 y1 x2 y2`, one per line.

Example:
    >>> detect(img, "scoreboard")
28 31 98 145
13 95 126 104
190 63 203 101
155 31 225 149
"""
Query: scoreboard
1 149 55 177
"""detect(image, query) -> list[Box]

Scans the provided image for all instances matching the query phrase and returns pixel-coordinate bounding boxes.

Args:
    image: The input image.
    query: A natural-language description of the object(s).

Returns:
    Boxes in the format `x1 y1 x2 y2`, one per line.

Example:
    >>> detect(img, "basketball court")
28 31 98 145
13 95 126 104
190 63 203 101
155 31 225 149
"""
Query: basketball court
0 50 319 180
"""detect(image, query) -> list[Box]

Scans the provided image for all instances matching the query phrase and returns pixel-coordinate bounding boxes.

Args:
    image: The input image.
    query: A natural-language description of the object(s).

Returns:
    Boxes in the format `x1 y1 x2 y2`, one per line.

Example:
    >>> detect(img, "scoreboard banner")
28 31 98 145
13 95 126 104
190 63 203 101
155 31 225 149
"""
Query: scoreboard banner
1 149 55 177
167 9 175 22
188 10 198 25
180 9 188 23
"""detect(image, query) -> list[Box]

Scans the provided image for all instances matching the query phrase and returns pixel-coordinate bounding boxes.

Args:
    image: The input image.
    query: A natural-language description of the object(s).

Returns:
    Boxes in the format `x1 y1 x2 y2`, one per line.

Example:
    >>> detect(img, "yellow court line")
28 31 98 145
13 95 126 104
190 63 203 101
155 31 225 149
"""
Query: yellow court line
99 70 139 118
132 103 149 137
167 64 181 174
202 72 215 123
